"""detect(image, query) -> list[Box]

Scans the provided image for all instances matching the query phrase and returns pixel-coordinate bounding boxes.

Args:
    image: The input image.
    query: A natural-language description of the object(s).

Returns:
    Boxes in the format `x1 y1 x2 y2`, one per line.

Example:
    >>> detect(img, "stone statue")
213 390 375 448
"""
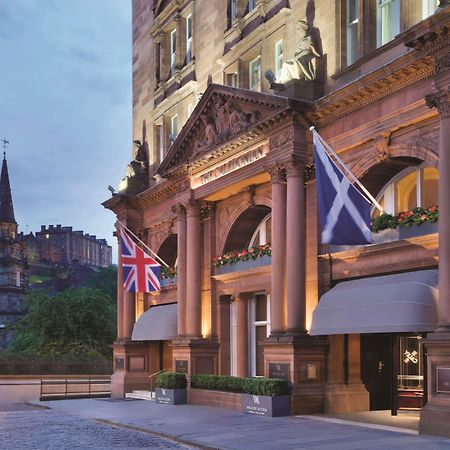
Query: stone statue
125 140 148 178
278 19 320 83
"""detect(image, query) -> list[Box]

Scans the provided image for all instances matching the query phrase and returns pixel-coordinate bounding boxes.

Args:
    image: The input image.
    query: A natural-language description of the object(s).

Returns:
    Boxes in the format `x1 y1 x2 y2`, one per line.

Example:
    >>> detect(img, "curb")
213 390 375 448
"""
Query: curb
95 418 220 450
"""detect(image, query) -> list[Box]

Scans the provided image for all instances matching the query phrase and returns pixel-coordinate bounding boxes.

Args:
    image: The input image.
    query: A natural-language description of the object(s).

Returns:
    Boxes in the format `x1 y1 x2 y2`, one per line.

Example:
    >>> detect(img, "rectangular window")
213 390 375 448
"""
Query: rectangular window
346 0 359 66
230 0 237 23
170 114 178 144
158 124 165 163
226 72 238 87
249 56 261 92
422 0 439 19
275 40 283 80
170 29 177 74
186 15 192 64
249 294 270 377
377 0 400 47
248 0 256 13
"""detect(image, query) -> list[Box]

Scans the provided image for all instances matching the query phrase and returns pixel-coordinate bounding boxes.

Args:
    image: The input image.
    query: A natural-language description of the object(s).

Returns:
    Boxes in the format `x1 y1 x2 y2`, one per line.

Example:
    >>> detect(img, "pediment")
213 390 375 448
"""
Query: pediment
158 84 293 176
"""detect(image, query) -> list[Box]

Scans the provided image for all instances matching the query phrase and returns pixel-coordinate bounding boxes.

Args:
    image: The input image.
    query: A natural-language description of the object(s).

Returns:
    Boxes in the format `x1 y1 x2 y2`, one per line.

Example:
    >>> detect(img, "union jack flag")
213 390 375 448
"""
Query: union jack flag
120 229 161 293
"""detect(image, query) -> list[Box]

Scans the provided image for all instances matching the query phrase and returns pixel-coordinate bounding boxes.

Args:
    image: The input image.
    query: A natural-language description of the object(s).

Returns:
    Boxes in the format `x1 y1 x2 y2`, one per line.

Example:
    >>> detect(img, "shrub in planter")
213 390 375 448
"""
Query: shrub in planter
155 372 187 405
242 377 290 396
191 374 244 393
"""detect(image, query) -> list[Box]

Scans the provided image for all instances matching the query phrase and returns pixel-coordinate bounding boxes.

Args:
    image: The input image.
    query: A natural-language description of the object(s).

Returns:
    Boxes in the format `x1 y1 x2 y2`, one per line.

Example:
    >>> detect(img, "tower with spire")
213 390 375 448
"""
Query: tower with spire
0 148 26 349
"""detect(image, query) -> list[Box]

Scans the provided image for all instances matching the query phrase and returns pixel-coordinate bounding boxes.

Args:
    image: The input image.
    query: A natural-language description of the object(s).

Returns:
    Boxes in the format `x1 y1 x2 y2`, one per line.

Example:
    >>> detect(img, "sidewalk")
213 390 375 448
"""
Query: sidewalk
36 398 450 450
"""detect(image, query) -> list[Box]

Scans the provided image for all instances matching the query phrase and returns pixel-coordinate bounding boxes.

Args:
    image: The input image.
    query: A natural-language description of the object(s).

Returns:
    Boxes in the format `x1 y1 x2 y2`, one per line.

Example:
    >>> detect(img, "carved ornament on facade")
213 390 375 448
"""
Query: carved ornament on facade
425 90 450 117
171 203 186 219
269 130 295 151
269 163 286 183
285 157 304 178
374 131 391 162
243 185 255 207
435 51 450 74
191 95 261 158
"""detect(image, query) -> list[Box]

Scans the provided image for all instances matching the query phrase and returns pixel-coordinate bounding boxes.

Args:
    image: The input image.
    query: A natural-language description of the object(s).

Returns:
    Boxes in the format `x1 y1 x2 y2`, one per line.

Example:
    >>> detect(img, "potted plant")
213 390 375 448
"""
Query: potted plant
241 377 291 417
155 371 187 405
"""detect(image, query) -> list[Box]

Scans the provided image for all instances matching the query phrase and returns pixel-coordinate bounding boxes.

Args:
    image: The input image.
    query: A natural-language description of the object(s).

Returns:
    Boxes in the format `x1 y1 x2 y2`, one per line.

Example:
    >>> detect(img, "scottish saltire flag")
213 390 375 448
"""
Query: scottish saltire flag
120 229 161 292
313 133 372 245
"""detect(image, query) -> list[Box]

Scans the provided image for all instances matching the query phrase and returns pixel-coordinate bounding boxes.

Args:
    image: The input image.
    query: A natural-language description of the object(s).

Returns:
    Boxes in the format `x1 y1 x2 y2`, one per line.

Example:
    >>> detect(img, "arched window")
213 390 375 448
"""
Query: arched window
248 214 271 248
372 165 439 217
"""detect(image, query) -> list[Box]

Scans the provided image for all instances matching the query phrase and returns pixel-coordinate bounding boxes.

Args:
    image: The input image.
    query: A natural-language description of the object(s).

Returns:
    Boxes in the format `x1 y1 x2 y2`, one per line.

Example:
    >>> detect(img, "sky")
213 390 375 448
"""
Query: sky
0 1 132 261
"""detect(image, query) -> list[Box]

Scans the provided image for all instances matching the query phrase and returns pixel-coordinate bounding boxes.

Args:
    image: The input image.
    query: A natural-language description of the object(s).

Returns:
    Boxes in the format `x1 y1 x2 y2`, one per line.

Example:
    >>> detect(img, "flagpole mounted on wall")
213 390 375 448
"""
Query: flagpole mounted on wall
309 127 384 214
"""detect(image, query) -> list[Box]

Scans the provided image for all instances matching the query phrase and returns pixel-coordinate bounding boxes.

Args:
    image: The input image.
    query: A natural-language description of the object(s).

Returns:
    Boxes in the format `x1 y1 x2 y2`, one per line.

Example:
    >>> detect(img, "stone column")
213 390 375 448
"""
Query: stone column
116 234 124 339
186 200 201 337
235 294 249 377
270 164 287 335
176 205 187 336
285 158 306 334
426 91 450 330
123 291 136 339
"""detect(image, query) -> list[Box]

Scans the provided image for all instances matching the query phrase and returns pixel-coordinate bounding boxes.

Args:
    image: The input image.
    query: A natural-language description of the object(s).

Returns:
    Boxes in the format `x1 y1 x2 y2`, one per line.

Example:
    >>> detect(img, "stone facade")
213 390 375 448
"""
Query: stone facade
105 0 450 436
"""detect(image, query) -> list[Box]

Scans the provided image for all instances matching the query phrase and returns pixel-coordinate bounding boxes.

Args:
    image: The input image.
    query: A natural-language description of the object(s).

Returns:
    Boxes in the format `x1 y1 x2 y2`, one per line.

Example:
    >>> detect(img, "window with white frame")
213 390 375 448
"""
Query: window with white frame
248 0 256 13
347 0 359 66
249 214 271 248
275 40 283 80
170 114 178 145
170 29 177 73
157 124 165 163
249 56 261 92
186 14 192 64
376 0 400 47
372 165 439 218
249 294 270 377
422 0 439 19
226 72 238 87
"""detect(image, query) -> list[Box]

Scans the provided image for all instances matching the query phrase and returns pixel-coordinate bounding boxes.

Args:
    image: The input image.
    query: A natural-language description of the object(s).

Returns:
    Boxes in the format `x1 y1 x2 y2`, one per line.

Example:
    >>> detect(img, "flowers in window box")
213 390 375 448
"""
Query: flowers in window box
371 206 439 233
213 243 271 267
161 266 177 279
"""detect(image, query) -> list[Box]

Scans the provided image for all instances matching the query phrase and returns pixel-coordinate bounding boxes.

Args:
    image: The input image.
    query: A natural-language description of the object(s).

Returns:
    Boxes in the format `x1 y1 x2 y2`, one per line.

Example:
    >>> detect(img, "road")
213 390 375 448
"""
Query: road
0 403 193 450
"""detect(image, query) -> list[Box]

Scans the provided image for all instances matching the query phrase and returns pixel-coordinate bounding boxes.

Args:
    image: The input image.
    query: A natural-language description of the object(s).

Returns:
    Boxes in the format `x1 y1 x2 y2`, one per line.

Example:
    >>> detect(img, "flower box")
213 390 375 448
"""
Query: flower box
160 276 177 288
155 387 187 405
216 254 271 275
373 221 437 244
242 394 291 417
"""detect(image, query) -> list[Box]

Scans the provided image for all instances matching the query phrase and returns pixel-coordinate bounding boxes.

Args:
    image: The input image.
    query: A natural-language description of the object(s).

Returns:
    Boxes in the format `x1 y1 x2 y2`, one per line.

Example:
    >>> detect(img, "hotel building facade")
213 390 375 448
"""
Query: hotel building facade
104 0 450 436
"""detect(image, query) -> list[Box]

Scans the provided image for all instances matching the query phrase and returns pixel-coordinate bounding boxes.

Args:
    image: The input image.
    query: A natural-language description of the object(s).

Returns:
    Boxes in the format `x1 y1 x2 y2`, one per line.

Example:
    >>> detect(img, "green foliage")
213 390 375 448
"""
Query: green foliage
156 371 187 389
213 243 271 267
371 206 439 233
10 287 116 359
242 377 290 396
191 374 291 396
84 265 117 303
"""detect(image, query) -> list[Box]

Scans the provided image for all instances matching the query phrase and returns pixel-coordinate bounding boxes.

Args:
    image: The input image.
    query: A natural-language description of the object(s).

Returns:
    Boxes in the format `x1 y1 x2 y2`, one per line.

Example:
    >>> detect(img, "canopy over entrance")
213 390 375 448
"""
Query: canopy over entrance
132 303 177 341
310 270 438 335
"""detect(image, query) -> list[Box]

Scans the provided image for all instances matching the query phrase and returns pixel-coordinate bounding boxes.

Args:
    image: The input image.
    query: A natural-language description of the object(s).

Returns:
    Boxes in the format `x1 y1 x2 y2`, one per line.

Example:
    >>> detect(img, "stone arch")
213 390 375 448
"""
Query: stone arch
219 204 271 256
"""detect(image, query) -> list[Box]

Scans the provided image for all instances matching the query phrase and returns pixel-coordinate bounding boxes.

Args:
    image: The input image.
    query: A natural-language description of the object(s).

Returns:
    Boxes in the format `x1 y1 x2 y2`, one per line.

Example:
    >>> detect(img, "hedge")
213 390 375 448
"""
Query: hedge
156 371 187 389
191 374 290 396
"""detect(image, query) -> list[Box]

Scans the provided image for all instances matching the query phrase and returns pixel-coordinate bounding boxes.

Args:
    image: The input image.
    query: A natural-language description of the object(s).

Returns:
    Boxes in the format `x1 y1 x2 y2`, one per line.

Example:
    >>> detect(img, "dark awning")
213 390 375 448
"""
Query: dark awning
132 303 177 341
310 270 438 335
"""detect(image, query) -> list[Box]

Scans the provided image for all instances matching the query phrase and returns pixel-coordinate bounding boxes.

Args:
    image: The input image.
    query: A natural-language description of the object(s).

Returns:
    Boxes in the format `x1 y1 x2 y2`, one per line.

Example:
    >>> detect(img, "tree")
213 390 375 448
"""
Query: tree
84 265 117 304
11 288 116 359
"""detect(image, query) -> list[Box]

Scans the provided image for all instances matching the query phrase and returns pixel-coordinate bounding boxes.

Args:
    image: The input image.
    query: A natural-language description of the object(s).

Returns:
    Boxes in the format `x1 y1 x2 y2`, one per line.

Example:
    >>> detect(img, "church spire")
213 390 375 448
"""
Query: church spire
0 152 16 224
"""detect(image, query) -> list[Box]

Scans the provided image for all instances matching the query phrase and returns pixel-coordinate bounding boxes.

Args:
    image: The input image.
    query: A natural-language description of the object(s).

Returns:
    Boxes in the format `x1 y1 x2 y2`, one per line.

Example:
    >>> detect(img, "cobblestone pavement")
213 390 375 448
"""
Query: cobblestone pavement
0 408 193 450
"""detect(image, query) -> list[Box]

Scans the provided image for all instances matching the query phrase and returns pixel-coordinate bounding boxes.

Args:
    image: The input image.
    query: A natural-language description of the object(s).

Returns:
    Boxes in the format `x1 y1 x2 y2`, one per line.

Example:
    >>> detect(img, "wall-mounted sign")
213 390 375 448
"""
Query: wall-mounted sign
269 363 290 380
115 357 124 370
191 145 267 188
436 367 450 394
175 359 188 374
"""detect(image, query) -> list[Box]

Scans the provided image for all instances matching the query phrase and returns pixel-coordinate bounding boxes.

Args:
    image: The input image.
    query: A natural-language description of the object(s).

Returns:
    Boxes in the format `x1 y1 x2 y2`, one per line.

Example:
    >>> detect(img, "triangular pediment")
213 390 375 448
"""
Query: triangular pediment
158 84 295 176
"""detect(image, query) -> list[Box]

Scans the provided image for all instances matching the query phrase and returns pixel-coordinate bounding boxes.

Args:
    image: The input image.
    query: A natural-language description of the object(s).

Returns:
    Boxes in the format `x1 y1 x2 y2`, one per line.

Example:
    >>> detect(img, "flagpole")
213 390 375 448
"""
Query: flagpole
116 220 170 268
310 127 384 213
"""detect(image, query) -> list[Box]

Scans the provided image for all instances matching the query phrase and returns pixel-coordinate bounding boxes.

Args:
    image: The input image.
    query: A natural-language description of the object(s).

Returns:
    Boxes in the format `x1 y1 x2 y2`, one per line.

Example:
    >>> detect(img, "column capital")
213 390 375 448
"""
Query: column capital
172 203 186 219
185 200 199 217
285 157 304 178
425 91 450 118
269 163 286 184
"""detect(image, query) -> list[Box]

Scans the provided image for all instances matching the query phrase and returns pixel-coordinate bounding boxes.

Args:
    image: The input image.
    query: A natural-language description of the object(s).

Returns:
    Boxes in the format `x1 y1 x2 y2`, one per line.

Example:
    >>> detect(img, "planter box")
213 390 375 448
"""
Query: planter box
216 254 271 275
155 387 187 405
160 276 177 288
242 394 291 417
188 388 242 411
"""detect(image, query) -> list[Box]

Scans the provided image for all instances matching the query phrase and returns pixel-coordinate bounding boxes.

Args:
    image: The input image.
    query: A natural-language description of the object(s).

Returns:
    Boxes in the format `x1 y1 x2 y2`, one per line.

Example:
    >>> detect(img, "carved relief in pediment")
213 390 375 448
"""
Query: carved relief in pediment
191 94 261 159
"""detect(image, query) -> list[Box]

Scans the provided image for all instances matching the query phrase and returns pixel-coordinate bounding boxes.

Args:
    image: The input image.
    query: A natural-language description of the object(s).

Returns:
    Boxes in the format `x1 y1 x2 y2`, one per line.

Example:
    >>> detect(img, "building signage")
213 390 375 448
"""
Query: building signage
115 357 124 370
269 363 290 380
436 367 450 394
192 145 267 188
175 359 188 374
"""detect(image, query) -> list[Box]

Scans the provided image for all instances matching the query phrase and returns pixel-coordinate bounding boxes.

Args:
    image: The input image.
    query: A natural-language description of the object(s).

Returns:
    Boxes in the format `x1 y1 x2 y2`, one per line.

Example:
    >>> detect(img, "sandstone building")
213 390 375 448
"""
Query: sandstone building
104 0 450 437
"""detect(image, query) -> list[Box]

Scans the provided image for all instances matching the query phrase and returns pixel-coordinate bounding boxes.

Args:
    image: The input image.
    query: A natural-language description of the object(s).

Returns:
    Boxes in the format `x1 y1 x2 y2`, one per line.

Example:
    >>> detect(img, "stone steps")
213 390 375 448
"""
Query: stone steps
125 390 155 401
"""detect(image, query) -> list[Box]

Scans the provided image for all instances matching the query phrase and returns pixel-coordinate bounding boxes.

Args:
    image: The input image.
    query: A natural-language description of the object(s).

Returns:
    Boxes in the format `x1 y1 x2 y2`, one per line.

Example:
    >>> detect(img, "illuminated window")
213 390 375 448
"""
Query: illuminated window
169 115 178 145
422 0 439 19
372 165 439 217
186 15 192 64
275 40 283 80
376 0 400 47
249 214 271 247
347 0 359 65
170 29 177 74
249 294 270 376
249 56 261 92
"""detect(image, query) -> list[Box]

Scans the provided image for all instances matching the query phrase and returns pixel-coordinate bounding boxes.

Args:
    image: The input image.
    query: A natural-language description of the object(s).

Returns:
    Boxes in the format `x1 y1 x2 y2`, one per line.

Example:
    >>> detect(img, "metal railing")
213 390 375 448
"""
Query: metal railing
40 377 111 401
149 369 165 395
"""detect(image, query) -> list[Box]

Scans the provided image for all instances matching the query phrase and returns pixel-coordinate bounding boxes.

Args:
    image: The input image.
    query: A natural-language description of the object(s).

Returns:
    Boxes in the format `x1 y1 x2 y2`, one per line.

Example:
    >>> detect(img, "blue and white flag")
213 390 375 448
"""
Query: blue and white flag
313 133 372 245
